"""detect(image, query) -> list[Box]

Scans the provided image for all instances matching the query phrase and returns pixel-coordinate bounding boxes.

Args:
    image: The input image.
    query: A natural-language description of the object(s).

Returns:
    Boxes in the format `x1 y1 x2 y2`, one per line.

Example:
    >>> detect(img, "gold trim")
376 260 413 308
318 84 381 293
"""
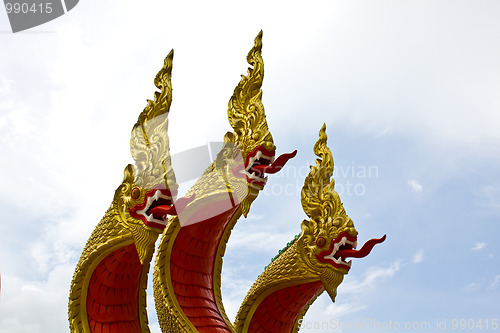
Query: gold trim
213 206 243 331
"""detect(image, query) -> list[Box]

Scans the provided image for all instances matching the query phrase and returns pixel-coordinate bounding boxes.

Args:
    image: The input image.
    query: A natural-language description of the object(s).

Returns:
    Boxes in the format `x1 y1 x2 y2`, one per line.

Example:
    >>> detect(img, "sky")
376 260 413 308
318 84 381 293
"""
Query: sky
1 1 500 332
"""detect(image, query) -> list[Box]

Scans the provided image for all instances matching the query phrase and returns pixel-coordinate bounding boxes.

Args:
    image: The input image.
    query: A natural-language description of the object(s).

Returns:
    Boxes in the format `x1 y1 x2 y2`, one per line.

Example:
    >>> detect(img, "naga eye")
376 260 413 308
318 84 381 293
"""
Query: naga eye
233 149 242 160
316 236 326 248
131 187 141 200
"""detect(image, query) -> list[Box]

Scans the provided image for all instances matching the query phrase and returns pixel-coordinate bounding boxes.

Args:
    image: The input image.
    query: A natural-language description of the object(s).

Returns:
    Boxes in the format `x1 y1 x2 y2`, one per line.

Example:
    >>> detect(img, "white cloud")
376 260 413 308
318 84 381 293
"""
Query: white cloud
245 213 264 221
471 242 487 251
408 180 423 193
325 303 367 318
463 275 500 292
465 282 481 292
226 231 294 254
220 273 255 322
477 185 500 212
0 76 11 94
340 260 401 295
299 260 403 331
2 1 500 332
489 275 500 289
413 250 424 264
0 266 73 333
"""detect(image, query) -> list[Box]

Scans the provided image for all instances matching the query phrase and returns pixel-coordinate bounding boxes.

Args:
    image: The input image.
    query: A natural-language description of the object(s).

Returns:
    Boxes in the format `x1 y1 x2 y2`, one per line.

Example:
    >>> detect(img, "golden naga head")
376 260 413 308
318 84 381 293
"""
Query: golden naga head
221 31 296 215
113 51 192 261
297 124 386 301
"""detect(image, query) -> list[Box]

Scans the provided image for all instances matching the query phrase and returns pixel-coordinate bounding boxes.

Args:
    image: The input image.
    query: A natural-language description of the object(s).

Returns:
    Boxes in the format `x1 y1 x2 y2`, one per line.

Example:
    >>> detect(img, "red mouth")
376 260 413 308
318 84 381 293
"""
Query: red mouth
316 231 386 272
232 146 297 187
129 189 194 230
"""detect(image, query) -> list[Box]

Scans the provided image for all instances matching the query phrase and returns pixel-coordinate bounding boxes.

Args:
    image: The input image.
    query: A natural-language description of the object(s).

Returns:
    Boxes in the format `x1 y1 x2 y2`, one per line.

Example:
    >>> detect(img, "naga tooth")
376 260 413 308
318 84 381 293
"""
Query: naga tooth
255 150 262 160
353 241 358 249
269 156 275 164
249 156 256 165
334 243 340 253
341 237 347 246
264 176 268 182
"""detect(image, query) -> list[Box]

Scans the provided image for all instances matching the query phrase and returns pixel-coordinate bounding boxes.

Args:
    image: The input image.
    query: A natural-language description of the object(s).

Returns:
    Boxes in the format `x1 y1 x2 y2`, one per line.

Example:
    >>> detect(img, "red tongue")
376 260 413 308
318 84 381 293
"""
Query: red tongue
149 205 176 217
148 195 195 217
336 235 386 259
251 150 297 174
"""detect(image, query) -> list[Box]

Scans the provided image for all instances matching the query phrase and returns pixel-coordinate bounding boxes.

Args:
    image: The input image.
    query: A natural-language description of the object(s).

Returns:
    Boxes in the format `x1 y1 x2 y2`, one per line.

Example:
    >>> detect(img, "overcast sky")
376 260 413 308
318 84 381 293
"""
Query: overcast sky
1 1 500 332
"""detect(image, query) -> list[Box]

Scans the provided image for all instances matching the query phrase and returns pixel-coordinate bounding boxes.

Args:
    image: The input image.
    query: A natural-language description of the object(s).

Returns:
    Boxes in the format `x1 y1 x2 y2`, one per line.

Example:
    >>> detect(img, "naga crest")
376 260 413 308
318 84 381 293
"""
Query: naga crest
130 49 177 193
225 31 273 156
221 31 296 216
297 124 385 301
113 51 189 263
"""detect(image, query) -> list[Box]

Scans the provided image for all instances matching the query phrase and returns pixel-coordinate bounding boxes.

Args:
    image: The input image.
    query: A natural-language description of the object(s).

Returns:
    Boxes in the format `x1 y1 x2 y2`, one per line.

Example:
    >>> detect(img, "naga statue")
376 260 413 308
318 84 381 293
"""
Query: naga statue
152 31 296 332
68 31 385 333
68 51 192 332
234 124 386 332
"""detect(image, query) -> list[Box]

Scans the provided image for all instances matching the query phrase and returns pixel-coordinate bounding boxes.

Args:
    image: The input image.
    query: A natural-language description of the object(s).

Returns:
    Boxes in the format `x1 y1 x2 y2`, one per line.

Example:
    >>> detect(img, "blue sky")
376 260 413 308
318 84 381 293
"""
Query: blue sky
1 1 499 332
